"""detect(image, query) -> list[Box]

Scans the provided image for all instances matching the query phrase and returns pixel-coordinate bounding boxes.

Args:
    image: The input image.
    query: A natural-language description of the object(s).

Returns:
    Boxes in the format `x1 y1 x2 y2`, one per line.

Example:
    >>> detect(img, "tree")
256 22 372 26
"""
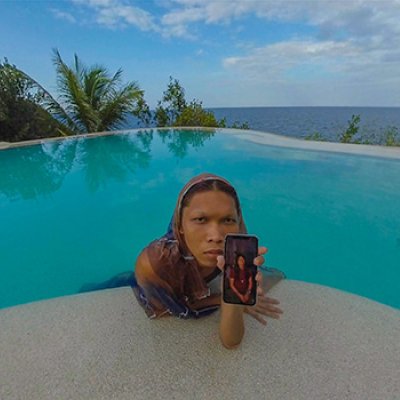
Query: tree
154 77 226 128
154 77 187 127
48 49 150 134
174 100 223 127
0 59 66 142
339 114 360 143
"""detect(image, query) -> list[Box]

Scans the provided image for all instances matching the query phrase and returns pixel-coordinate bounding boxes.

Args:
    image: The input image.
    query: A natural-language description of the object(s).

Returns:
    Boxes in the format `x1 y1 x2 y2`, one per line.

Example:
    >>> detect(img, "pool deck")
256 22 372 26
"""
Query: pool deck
1 280 399 400
1 128 400 159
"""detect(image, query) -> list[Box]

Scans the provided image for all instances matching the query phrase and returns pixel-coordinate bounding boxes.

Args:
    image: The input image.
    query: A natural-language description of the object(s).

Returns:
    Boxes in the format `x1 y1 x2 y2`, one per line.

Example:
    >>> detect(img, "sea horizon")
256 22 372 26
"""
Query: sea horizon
124 106 400 144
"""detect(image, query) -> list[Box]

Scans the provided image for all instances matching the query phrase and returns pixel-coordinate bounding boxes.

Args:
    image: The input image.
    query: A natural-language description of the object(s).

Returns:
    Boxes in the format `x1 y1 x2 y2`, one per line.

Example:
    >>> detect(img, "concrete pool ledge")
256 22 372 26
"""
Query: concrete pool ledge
219 129 400 160
1 128 400 160
1 280 399 400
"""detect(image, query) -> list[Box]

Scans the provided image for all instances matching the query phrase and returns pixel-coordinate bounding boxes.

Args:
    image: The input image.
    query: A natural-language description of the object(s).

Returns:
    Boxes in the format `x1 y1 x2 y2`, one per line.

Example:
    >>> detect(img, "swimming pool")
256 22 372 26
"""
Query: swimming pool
1 129 399 309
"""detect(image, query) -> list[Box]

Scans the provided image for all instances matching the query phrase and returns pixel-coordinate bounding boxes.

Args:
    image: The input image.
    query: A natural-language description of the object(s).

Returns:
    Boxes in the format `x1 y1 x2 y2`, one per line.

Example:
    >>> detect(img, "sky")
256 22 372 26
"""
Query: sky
1 0 400 108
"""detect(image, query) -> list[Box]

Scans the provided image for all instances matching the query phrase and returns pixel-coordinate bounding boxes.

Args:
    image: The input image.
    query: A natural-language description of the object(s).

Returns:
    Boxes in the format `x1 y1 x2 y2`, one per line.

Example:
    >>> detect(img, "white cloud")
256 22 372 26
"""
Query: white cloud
162 0 400 44
223 39 362 79
60 0 400 105
51 9 77 24
71 0 158 31
65 0 400 46
96 4 158 31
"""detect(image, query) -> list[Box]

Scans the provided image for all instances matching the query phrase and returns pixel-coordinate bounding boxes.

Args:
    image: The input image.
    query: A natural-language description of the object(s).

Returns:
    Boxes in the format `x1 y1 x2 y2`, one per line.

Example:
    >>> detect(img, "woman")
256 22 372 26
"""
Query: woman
133 173 285 349
228 254 254 304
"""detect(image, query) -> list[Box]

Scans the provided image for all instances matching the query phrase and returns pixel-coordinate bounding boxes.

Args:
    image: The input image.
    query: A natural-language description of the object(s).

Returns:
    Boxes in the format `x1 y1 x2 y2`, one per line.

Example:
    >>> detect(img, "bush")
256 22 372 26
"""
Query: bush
174 100 222 127
383 126 400 146
339 114 360 143
154 77 248 129
0 59 65 142
305 131 325 141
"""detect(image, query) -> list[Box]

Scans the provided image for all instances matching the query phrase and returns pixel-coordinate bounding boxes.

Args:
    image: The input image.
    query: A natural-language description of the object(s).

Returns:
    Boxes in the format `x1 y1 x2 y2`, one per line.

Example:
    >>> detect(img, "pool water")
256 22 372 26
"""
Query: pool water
1 129 399 309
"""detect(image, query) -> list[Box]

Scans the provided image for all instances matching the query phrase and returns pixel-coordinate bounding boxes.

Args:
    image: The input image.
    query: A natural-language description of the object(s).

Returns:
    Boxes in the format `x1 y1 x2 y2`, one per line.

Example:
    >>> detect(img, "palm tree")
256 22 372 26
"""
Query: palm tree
48 49 149 134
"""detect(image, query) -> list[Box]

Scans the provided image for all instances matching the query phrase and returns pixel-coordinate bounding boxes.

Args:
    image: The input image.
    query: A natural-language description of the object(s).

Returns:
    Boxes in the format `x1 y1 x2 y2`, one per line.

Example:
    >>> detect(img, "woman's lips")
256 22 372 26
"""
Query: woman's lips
204 249 223 256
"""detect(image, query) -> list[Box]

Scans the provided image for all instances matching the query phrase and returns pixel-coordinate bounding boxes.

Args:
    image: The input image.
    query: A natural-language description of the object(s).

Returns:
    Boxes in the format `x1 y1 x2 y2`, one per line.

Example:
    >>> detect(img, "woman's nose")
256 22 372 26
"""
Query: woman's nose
206 223 224 242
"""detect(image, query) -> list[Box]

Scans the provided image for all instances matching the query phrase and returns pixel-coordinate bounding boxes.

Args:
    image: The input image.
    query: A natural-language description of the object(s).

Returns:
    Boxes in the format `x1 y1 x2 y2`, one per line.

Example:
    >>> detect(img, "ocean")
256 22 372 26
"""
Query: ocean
125 107 400 144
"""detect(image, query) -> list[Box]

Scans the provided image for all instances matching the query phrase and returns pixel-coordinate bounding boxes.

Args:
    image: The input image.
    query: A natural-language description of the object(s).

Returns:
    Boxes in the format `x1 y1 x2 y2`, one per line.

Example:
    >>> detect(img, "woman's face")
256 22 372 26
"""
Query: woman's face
237 256 246 270
180 190 240 269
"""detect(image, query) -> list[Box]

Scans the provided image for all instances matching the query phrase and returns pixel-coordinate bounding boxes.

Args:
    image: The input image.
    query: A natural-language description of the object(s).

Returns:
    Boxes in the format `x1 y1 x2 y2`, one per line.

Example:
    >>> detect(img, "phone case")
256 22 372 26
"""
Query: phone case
223 234 258 306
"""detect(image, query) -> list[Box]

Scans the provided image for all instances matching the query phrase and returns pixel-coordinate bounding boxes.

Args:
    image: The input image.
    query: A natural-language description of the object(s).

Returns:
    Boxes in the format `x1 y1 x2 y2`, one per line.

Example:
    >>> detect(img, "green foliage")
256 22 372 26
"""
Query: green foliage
50 49 149 134
174 100 221 127
339 114 360 143
0 59 66 142
154 77 244 129
154 77 187 127
382 126 400 146
230 121 250 129
305 132 325 141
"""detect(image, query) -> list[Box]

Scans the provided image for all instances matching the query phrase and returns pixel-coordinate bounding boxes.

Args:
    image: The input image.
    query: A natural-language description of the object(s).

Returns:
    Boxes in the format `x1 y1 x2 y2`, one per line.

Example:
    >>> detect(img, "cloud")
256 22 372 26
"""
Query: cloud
61 0 400 87
51 9 77 24
161 0 400 44
210 0 400 94
64 0 400 47
223 39 362 80
71 0 158 31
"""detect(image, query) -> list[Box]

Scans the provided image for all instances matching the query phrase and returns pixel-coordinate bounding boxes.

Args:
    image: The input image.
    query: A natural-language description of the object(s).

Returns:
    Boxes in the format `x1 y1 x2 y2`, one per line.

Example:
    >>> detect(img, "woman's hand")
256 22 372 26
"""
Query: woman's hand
217 246 283 325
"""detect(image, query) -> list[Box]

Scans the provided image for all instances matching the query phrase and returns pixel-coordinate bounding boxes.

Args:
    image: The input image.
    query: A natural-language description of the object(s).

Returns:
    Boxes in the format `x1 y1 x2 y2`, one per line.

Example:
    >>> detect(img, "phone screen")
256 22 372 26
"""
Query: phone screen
223 234 258 306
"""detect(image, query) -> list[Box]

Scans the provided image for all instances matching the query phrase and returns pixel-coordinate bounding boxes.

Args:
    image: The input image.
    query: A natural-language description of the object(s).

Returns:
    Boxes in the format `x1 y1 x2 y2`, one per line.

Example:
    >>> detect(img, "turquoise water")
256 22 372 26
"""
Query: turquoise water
1 129 399 309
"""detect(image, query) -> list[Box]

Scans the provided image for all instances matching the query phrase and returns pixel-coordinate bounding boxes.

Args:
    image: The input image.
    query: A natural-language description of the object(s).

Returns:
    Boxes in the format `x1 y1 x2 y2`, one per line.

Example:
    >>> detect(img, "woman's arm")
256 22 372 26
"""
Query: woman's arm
217 247 283 349
134 249 176 316
219 301 245 349
135 249 171 290
216 259 245 348
248 275 253 292
229 277 246 302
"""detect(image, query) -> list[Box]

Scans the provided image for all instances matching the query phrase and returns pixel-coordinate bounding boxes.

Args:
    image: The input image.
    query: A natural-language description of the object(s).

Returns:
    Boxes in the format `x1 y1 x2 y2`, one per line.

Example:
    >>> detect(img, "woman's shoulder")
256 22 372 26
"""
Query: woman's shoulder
135 248 154 285
135 242 178 287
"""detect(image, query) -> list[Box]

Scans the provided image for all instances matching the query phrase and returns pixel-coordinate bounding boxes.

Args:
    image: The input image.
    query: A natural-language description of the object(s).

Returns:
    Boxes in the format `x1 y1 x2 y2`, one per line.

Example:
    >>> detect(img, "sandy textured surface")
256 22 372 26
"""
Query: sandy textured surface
1 280 399 400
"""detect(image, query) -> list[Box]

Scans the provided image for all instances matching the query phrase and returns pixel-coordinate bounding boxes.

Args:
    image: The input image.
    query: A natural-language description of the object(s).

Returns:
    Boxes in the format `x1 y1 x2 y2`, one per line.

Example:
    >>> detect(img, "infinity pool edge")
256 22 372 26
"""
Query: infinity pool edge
1 128 400 160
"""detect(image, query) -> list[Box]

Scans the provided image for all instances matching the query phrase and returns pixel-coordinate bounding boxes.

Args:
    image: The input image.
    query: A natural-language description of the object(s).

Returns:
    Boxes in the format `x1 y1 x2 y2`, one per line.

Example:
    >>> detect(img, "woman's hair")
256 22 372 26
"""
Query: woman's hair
235 253 246 270
180 179 241 220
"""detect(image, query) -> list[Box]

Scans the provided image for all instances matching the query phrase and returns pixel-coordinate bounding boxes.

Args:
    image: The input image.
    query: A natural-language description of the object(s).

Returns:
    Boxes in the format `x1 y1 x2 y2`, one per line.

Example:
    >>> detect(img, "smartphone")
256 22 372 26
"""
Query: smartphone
223 234 258 306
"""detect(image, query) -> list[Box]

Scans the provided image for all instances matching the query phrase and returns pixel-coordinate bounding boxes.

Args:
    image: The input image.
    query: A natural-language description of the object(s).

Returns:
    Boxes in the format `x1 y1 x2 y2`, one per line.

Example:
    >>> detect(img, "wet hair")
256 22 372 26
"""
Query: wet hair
180 179 241 220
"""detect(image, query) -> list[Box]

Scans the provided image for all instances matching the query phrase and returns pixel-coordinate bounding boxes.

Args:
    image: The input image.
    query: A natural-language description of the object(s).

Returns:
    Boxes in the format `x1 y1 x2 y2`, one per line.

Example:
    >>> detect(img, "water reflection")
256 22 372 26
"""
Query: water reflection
157 128 215 158
82 132 153 192
0 139 79 200
0 129 215 200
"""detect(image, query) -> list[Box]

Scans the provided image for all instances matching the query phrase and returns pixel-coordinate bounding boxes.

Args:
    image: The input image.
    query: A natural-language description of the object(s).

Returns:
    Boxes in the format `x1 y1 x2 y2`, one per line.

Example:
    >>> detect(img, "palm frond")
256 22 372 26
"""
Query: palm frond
51 50 147 133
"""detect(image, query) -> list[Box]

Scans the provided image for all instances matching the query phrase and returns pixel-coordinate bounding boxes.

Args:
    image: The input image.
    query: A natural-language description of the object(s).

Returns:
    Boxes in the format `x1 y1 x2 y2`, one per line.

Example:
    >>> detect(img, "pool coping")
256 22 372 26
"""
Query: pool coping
1 280 399 399
1 127 400 159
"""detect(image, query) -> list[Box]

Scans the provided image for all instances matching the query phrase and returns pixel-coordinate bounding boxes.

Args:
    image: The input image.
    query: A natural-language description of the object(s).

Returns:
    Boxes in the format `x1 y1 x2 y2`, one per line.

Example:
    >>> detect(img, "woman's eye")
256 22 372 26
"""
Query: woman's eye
193 217 206 223
224 217 237 224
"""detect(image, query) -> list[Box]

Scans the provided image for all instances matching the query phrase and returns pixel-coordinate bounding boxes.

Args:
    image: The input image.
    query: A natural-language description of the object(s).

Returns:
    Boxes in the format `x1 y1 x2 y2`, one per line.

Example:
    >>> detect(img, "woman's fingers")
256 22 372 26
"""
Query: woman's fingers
244 307 268 325
254 247 268 266
216 255 225 271
258 246 268 255
256 297 283 318
254 255 264 266
256 272 265 296
265 296 281 305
